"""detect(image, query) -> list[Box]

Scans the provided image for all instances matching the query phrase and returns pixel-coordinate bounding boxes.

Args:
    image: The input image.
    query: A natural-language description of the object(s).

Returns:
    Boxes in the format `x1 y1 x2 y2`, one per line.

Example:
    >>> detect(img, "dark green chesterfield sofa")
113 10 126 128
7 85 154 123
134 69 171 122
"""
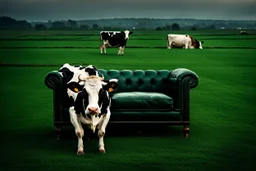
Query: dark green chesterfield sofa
44 68 199 138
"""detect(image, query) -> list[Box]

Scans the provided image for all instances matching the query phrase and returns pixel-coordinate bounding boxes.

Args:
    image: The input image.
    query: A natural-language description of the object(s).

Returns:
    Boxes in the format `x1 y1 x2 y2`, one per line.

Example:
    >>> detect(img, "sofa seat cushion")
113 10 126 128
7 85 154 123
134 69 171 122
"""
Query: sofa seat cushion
110 111 181 121
111 92 173 111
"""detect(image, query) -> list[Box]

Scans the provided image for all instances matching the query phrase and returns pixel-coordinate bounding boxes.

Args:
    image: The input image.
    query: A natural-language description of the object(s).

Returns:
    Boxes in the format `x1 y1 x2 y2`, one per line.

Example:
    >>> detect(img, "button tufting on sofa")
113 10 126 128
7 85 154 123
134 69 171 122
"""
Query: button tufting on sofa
151 78 156 85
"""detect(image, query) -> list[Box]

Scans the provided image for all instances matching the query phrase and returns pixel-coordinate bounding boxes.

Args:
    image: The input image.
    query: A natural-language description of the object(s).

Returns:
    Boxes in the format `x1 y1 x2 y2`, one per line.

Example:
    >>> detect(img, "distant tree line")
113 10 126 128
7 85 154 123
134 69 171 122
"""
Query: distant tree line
1 16 256 30
0 16 32 29
155 23 181 30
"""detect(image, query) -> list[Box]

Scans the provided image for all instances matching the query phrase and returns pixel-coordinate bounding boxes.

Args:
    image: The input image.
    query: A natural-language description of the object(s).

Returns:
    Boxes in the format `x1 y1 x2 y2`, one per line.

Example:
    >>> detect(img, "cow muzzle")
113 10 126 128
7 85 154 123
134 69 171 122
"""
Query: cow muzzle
88 107 99 114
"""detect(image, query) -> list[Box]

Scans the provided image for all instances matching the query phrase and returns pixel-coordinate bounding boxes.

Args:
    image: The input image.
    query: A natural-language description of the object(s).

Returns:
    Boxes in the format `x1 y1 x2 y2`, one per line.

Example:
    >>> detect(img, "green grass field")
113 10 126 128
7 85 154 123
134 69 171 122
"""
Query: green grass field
0 30 256 171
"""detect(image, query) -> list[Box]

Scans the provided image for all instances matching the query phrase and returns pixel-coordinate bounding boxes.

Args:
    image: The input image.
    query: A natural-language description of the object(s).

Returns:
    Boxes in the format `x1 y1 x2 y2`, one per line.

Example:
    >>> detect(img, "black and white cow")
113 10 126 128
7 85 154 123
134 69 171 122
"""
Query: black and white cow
100 30 133 55
58 63 118 155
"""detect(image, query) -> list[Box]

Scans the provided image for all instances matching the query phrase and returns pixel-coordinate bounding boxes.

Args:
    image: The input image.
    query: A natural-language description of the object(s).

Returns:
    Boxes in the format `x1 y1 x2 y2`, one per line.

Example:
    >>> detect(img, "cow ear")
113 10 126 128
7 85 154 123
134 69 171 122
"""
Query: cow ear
67 82 83 93
103 79 118 92
86 65 98 70
129 31 133 35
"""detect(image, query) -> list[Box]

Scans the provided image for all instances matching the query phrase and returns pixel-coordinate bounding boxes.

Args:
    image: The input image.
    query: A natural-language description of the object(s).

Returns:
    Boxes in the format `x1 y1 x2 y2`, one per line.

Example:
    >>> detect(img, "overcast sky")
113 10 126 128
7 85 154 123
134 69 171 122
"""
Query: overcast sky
1 0 256 21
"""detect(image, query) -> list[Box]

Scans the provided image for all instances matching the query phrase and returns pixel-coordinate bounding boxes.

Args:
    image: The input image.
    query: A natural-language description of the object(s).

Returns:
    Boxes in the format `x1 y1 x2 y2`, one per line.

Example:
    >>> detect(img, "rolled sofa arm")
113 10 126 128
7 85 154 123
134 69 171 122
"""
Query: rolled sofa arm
44 71 64 127
44 71 63 90
170 68 199 88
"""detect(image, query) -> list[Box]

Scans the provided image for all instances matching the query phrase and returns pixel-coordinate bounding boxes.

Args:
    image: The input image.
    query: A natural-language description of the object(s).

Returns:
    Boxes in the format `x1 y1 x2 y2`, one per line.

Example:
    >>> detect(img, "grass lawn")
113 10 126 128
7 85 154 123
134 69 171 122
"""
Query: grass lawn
0 30 256 171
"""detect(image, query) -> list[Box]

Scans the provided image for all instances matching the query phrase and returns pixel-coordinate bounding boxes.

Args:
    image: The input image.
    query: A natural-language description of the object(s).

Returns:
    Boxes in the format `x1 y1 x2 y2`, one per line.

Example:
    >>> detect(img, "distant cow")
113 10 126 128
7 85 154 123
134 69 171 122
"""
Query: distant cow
240 30 248 35
100 30 133 55
58 63 118 155
167 34 204 49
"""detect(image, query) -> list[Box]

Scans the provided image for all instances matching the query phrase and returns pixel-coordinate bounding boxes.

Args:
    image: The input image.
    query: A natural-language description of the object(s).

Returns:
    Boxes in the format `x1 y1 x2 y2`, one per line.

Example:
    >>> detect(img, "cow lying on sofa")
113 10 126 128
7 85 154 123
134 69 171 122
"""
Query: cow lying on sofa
44 64 199 153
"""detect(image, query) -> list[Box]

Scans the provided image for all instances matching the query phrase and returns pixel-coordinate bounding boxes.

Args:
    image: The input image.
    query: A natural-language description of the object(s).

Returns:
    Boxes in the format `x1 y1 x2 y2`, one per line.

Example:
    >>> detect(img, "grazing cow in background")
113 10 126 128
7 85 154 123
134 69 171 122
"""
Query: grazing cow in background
240 30 248 35
100 30 133 55
58 63 118 155
167 34 204 49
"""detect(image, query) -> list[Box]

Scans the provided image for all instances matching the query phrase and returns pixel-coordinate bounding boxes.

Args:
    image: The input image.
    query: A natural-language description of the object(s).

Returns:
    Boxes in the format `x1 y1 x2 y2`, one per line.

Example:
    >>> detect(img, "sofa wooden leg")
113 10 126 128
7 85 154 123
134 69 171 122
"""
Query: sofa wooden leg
55 126 62 140
184 124 189 138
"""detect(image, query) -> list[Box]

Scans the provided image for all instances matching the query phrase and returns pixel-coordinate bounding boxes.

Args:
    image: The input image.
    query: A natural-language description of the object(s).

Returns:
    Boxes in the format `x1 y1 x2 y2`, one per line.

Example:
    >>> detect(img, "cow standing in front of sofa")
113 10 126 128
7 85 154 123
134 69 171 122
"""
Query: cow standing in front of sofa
58 63 118 154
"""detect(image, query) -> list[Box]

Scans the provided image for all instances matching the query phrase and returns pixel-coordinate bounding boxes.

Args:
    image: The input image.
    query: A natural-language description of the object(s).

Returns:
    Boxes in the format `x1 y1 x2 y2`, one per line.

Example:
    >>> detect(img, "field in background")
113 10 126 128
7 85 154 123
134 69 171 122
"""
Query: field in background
0 30 256 171
1 29 256 48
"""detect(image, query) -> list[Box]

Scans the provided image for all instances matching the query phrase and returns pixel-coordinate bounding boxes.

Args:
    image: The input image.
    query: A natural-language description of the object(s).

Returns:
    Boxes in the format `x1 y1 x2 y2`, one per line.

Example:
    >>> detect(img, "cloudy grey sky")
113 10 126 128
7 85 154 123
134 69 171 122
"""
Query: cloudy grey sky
1 0 256 21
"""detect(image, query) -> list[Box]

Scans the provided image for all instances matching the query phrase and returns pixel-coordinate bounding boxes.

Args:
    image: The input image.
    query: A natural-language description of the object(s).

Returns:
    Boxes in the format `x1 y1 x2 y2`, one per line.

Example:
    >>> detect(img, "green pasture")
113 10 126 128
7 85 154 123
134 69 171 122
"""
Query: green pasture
1 48 256 68
1 39 256 48
1 29 256 48
0 30 256 171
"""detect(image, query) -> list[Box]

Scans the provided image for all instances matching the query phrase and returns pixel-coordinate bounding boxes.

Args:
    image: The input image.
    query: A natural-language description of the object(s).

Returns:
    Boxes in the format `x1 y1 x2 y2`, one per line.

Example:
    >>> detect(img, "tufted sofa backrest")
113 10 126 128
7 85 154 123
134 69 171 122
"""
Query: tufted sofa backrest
99 69 174 95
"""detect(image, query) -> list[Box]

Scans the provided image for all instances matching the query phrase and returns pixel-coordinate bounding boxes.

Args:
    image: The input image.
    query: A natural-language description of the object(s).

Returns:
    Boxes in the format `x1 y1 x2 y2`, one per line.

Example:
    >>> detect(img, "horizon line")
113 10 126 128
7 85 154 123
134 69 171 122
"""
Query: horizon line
1 16 255 22
29 17 256 22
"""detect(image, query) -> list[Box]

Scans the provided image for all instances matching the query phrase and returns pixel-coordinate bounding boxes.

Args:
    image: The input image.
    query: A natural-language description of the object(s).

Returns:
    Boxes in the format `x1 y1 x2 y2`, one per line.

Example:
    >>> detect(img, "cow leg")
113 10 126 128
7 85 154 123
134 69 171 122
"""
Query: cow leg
118 47 122 55
100 45 103 55
102 42 107 55
167 41 171 49
101 44 107 55
121 47 125 56
97 114 110 153
101 41 108 55
104 45 107 55
184 39 189 49
69 107 85 155
77 123 85 155
118 47 124 56
168 41 172 49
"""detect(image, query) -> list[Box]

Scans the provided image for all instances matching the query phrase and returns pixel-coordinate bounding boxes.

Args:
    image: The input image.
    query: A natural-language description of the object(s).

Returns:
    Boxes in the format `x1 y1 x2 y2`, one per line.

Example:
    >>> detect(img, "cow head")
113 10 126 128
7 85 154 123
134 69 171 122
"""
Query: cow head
193 39 204 49
67 75 118 131
122 30 133 40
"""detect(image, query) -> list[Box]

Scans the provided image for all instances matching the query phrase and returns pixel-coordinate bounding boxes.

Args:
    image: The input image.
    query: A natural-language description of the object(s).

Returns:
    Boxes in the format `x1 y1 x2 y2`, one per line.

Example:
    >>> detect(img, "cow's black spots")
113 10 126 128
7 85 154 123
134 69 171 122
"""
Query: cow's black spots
85 68 97 76
67 82 83 93
68 96 75 106
97 88 109 116
59 67 74 83
74 89 88 116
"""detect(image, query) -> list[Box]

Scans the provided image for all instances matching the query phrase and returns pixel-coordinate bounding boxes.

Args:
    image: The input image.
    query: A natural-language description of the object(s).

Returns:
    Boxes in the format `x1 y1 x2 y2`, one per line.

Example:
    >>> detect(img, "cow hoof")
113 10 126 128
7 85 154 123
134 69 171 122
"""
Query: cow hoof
99 148 106 153
77 150 84 155
105 53 107 55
